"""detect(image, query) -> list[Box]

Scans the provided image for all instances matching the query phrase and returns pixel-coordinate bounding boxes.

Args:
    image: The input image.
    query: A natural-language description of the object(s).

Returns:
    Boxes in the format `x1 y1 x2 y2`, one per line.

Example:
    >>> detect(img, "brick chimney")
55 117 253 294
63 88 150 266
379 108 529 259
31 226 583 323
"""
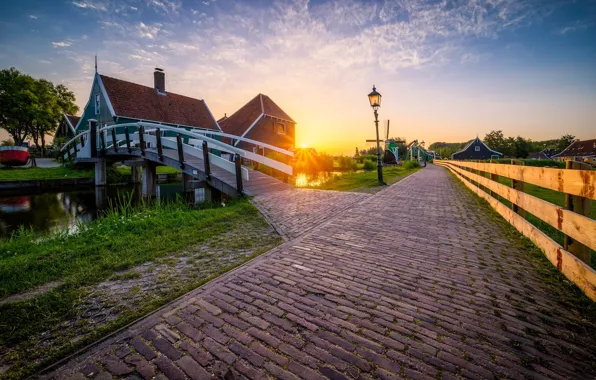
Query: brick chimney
154 68 165 93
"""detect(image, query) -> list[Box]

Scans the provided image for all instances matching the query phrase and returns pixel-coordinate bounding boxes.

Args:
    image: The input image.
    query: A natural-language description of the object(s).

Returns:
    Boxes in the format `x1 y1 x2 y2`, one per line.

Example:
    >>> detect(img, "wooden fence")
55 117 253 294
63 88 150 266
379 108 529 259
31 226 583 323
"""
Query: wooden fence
435 160 596 301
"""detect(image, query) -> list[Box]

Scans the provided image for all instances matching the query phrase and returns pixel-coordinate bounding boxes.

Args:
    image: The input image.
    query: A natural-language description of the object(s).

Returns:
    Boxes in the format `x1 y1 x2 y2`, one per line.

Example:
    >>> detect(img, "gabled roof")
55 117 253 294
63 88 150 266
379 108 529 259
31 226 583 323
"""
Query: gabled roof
552 139 596 158
452 137 502 157
98 74 220 131
220 94 295 137
64 114 80 133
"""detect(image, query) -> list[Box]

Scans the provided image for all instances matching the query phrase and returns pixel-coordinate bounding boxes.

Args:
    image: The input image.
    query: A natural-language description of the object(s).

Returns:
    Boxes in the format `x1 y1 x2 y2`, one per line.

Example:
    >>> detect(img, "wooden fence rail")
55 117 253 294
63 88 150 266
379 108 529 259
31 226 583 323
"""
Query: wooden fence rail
436 160 596 301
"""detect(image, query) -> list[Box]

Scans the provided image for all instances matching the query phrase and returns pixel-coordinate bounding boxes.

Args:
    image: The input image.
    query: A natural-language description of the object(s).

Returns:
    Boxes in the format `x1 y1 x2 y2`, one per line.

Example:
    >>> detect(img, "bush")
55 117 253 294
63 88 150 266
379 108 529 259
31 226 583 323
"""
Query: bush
363 160 375 171
336 155 358 171
403 160 421 170
107 165 126 184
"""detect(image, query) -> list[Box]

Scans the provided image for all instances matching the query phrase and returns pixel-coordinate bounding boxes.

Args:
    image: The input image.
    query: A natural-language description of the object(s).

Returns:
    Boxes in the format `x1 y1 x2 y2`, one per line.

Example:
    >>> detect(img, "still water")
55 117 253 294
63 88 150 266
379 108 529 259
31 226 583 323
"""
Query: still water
0 171 347 239
0 184 210 239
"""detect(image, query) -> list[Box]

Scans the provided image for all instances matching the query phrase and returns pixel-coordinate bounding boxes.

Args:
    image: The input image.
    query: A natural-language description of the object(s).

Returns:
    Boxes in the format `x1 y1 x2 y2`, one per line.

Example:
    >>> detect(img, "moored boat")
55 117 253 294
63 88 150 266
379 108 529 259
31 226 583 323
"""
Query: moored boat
0 146 30 166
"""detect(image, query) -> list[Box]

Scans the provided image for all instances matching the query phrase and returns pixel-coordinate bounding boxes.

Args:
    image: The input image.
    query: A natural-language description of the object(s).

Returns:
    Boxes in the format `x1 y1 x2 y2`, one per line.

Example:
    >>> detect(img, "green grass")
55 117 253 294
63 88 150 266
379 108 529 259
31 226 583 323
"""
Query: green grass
479 174 595 268
0 198 281 379
116 165 180 175
310 165 420 192
0 166 93 181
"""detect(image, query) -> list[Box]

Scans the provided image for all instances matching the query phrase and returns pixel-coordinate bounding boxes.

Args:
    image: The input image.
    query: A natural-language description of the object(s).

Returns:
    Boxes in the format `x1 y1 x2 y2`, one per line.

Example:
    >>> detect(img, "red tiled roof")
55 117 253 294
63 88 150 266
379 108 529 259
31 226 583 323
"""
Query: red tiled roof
99 74 219 130
552 139 596 158
220 94 295 137
66 115 81 129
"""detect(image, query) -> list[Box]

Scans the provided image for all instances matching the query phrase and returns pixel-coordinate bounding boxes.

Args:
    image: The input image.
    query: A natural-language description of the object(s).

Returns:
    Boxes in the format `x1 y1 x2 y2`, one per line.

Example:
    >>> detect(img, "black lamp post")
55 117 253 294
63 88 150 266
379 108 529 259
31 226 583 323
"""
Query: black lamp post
368 85 384 184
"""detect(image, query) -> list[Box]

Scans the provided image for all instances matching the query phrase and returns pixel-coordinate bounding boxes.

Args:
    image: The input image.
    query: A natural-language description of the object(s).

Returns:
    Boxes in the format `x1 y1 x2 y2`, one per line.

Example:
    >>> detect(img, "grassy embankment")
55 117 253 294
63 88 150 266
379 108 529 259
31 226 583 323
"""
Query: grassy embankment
311 162 421 192
0 198 281 379
0 165 179 181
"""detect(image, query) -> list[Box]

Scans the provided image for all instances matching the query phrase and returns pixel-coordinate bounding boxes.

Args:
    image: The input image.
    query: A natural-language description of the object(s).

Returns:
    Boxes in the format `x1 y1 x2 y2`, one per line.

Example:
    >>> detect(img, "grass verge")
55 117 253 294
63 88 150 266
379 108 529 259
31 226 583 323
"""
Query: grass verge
0 166 93 181
307 165 421 192
0 198 281 379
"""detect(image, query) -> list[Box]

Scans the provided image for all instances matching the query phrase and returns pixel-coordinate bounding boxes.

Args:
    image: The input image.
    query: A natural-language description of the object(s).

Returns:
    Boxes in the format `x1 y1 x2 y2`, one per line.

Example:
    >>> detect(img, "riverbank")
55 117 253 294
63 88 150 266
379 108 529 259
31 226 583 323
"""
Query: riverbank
306 164 421 192
0 198 282 379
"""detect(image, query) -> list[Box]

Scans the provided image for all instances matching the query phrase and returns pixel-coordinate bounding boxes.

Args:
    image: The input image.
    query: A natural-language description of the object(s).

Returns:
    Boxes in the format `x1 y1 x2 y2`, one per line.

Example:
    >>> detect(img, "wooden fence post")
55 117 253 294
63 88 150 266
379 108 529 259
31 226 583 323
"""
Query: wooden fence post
511 159 526 218
138 126 145 156
89 120 97 158
564 160 593 264
234 153 243 195
177 134 185 169
202 140 211 179
111 128 118 153
489 158 499 200
156 128 163 161
125 128 131 153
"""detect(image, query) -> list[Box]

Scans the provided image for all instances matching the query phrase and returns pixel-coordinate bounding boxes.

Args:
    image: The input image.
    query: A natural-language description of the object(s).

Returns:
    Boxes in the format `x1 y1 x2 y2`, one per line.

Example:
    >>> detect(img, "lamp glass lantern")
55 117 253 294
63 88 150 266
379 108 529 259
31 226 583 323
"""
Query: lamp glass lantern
368 86 382 110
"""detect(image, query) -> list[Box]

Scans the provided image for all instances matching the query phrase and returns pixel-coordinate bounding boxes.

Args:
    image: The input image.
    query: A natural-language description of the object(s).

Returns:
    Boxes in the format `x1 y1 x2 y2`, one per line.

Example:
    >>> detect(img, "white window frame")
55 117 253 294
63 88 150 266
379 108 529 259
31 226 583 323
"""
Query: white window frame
475 146 480 152
95 94 100 115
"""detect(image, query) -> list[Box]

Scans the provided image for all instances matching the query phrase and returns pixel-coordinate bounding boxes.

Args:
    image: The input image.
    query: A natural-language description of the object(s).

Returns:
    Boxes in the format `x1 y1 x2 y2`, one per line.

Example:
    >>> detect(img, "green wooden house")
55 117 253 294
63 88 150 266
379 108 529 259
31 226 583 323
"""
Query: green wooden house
74 68 222 145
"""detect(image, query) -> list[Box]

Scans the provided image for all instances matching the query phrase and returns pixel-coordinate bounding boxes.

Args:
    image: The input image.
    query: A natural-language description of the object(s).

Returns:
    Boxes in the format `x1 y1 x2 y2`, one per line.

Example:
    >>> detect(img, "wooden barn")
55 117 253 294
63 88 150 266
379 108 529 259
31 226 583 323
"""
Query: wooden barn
219 94 295 155
451 137 502 160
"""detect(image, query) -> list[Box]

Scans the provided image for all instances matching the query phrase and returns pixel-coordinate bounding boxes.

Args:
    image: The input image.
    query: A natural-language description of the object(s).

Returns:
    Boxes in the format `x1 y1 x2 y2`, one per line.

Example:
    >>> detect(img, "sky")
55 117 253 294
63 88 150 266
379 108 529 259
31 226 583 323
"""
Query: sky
0 0 595 155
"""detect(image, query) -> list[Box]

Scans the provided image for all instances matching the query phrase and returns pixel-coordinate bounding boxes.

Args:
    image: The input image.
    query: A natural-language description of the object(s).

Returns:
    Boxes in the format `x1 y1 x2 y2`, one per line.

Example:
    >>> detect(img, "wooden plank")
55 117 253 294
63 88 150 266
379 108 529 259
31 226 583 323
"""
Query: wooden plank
445 164 596 301
442 162 596 251
444 161 596 200
564 161 593 265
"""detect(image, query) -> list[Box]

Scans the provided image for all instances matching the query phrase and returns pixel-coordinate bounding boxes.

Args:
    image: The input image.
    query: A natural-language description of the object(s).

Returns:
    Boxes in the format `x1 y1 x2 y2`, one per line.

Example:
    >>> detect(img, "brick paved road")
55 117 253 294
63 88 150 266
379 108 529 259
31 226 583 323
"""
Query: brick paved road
45 164 596 380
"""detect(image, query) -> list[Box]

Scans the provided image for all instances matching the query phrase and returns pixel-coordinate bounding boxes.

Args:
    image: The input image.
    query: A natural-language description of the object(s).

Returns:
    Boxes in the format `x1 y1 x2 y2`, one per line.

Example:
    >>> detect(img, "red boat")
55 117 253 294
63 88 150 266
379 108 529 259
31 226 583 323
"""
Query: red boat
0 146 30 166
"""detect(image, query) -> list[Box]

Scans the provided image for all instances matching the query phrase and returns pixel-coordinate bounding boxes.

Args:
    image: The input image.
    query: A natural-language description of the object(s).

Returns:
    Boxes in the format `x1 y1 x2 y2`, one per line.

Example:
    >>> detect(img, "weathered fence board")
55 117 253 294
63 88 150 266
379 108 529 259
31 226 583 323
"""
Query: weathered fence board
446 161 596 200
442 162 596 251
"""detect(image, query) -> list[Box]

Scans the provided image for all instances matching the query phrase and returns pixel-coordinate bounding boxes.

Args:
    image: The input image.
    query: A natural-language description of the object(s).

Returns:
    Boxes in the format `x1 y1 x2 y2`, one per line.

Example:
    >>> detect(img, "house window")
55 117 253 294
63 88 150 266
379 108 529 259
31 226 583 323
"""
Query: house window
475 146 480 152
95 94 100 115
274 123 286 135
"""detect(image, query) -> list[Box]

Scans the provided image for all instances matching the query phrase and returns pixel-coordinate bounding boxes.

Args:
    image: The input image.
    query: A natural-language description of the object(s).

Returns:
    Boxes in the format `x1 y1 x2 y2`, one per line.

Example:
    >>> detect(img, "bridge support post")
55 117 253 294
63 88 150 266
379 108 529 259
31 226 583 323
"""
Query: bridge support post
142 160 157 197
95 186 107 209
131 166 141 184
94 158 107 186
182 173 193 192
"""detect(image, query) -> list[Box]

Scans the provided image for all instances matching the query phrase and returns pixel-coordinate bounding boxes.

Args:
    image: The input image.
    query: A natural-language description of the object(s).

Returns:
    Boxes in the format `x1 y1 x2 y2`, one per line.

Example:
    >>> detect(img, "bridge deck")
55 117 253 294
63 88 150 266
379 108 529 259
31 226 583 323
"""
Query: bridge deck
47 164 596 379
101 147 292 196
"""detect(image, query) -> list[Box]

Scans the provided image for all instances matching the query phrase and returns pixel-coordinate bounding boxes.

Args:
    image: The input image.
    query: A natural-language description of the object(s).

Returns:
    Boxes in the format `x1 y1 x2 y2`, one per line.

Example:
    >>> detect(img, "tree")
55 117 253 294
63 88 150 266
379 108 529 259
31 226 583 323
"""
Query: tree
0 68 78 156
484 130 506 155
0 68 36 145
354 147 360 157
513 136 531 158
556 134 576 152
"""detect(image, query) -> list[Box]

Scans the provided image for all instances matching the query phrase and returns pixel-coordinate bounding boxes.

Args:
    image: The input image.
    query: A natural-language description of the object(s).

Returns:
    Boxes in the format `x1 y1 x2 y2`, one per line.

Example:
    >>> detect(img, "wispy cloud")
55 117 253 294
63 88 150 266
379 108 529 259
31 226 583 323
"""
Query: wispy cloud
52 41 72 48
555 20 593 35
29 15 37 20
72 1 107 11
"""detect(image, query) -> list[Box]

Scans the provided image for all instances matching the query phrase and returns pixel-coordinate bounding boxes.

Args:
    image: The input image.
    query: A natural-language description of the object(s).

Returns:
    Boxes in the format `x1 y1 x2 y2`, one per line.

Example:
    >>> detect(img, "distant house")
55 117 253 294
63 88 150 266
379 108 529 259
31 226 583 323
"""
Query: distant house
219 94 295 154
528 148 557 160
451 137 502 160
55 114 80 140
75 68 221 140
552 139 596 161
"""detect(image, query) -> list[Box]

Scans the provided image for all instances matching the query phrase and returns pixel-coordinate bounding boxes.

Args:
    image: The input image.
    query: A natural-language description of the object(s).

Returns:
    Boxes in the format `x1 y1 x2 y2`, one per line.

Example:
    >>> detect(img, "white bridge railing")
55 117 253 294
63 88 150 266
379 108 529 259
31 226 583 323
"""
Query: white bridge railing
61 121 294 184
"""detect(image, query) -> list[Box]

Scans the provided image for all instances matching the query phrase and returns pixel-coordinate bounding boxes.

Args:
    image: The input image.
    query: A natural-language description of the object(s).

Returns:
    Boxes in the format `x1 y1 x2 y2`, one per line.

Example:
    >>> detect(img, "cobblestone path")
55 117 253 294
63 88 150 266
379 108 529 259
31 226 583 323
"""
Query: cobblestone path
45 165 596 380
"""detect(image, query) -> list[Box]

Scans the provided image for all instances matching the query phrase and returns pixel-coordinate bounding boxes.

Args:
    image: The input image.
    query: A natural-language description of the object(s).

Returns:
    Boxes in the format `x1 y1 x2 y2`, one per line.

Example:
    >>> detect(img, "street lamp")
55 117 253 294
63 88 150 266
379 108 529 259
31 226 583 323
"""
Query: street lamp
368 85 384 184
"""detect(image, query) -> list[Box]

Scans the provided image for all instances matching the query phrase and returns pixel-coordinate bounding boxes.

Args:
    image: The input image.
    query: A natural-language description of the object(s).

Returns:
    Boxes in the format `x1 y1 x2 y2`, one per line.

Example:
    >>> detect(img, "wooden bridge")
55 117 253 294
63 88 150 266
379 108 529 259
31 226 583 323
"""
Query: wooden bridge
61 120 293 197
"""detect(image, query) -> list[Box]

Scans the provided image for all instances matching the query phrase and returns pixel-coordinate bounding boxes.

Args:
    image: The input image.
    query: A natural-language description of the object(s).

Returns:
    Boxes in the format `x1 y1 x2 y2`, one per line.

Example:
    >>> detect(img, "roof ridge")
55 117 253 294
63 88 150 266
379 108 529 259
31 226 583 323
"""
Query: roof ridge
99 73 204 102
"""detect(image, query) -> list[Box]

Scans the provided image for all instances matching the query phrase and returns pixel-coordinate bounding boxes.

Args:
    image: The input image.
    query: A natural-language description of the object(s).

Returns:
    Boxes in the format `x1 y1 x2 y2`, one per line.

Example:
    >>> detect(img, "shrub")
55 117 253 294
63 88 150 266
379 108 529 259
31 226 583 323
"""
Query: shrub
403 160 421 170
363 160 375 171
